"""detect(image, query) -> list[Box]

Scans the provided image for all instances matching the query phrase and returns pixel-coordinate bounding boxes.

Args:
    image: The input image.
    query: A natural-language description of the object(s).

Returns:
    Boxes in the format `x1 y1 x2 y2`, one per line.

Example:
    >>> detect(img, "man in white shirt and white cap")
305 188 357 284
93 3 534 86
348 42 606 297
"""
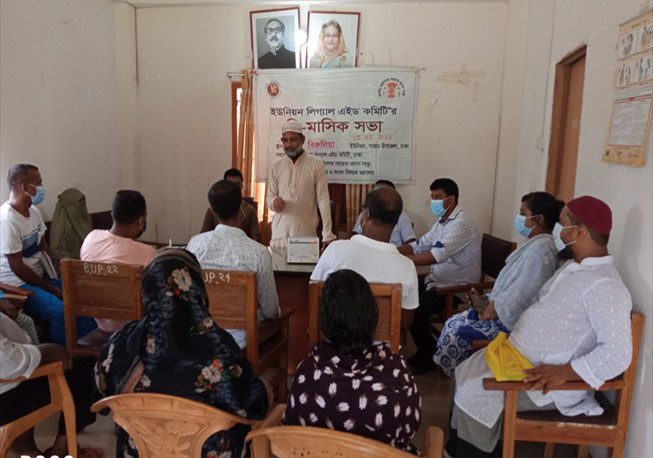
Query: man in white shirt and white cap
266 120 336 247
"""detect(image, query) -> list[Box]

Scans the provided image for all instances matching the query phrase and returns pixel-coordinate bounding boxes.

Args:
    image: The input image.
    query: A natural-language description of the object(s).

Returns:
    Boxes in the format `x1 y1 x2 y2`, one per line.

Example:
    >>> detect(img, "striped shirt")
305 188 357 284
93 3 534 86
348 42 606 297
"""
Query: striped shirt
410 206 481 288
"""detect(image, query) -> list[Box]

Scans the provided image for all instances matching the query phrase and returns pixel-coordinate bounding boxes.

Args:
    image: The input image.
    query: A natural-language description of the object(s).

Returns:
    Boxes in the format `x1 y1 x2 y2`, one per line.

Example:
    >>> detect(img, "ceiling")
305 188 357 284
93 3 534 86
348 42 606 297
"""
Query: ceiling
123 0 506 8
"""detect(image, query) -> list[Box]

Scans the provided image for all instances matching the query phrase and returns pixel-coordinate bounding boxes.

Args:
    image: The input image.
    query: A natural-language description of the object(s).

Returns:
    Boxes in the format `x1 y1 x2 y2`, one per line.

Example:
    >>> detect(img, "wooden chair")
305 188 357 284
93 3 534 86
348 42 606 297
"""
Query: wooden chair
91 393 252 457
60 259 145 355
202 269 291 402
483 312 644 458
0 361 76 457
1 282 50 341
308 281 402 353
247 404 444 458
431 233 516 320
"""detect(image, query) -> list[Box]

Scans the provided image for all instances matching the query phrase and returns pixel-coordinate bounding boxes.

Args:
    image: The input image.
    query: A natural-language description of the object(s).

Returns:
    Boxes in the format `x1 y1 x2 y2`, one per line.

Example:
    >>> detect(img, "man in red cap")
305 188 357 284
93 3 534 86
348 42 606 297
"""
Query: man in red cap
445 195 633 458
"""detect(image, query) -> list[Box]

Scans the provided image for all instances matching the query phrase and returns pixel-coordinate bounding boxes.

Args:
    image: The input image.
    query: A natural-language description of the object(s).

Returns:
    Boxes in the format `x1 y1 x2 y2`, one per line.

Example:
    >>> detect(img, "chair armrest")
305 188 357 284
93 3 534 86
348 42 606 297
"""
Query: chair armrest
0 361 63 384
422 426 444 458
432 281 495 295
252 403 286 431
482 377 625 392
4 293 29 305
279 308 295 320
472 340 491 352
0 282 34 297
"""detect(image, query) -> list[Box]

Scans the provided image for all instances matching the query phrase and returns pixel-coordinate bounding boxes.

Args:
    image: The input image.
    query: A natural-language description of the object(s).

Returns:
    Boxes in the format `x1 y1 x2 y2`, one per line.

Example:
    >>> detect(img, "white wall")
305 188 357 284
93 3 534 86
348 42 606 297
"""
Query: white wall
497 0 653 455
135 2 509 242
0 0 121 218
490 0 529 238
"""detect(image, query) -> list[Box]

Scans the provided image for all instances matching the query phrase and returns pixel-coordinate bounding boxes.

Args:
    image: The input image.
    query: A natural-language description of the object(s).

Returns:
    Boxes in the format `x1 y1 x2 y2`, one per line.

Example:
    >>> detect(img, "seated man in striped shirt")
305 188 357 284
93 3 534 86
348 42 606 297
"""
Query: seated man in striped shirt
399 178 482 374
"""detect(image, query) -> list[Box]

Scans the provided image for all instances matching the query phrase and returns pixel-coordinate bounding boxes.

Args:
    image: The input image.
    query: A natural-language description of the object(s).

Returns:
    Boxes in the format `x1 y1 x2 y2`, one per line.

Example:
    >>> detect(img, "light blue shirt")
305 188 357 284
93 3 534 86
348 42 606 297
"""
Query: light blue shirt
353 211 416 247
488 233 559 330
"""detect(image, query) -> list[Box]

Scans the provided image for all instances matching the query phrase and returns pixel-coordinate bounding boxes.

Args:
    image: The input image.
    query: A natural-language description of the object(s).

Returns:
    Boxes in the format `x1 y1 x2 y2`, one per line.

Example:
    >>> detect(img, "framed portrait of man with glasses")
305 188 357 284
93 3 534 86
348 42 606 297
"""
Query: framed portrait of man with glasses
250 7 300 69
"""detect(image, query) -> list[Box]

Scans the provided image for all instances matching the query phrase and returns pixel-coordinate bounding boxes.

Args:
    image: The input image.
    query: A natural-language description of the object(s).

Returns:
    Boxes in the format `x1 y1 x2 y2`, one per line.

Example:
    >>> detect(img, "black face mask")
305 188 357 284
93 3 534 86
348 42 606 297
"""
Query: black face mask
138 220 147 239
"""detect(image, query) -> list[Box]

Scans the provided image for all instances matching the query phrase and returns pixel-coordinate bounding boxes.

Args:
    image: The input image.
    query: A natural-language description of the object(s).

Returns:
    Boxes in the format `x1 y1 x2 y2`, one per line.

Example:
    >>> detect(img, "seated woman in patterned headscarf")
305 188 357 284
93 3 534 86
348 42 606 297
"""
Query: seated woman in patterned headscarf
283 269 421 453
95 249 269 458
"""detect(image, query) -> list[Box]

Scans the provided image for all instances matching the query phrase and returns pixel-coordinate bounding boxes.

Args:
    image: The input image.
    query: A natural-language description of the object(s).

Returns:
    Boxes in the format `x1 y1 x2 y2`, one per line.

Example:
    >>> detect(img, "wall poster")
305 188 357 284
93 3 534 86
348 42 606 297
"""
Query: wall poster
254 67 418 184
604 9 652 166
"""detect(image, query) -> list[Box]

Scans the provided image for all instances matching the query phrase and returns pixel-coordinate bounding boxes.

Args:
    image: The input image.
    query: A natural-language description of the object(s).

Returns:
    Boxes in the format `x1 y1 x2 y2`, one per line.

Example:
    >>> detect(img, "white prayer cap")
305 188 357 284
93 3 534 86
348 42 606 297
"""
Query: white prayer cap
281 119 304 134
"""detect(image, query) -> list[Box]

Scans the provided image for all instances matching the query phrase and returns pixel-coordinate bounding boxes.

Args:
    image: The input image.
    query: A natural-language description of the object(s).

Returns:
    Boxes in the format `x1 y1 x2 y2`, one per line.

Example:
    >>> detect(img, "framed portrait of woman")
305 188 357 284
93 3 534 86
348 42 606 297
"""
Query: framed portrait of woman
306 11 360 69
250 7 300 69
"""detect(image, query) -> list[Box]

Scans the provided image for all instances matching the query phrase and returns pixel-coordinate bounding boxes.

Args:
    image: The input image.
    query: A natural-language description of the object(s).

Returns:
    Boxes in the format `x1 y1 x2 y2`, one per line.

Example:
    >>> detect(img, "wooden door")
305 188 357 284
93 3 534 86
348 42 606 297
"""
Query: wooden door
546 48 587 202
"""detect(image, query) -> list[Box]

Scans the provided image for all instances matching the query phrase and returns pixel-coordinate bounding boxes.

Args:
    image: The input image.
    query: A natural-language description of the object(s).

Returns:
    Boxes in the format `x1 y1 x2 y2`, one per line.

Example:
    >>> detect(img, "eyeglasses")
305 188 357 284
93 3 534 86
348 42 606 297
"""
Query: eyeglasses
325 34 340 39
265 27 283 34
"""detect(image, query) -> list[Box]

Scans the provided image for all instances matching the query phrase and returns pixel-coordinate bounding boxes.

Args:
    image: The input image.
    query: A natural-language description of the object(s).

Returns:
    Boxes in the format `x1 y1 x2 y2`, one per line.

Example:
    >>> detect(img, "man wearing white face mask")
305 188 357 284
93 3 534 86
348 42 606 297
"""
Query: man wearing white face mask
446 195 633 458
266 120 336 247
0 164 96 346
398 177 481 374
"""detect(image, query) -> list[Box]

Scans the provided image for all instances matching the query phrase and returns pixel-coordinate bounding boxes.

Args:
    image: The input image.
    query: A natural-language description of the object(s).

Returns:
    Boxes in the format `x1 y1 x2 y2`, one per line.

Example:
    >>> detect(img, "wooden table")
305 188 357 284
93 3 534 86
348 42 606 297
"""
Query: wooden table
269 247 316 373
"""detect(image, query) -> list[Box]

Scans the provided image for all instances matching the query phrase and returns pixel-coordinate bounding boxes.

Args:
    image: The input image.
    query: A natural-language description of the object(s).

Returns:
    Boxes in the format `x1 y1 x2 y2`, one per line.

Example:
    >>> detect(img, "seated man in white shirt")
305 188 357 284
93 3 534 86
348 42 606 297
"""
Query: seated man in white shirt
351 179 416 247
398 178 481 374
446 196 633 458
0 164 96 346
0 313 100 457
311 186 419 331
187 180 280 348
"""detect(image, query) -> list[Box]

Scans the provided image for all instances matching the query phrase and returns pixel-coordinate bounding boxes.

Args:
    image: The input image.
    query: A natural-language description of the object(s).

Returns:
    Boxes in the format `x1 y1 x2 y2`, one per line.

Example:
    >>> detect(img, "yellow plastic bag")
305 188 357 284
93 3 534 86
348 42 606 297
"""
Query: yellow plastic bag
484 332 533 381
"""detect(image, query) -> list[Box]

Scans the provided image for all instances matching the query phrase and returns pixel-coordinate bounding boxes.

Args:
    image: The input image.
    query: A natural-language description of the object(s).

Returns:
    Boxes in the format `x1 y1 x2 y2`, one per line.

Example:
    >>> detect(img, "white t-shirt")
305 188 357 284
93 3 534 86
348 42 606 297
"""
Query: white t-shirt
0 313 41 394
311 235 419 310
0 202 46 286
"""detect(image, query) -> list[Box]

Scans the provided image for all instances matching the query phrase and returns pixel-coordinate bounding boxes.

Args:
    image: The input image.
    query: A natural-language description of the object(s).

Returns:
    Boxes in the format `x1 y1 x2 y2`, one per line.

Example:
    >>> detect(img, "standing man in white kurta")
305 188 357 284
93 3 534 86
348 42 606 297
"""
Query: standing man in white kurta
445 195 633 458
266 120 336 247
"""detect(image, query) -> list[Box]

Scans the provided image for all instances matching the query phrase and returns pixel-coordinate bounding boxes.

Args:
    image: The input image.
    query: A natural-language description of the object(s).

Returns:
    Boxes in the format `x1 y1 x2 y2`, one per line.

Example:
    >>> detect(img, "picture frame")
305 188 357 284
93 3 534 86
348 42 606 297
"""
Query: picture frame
250 7 301 70
306 11 360 69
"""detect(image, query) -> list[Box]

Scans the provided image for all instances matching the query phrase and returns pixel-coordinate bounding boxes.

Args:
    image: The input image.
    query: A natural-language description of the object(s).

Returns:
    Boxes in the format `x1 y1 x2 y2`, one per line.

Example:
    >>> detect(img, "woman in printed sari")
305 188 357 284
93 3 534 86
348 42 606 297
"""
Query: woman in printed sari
433 192 563 377
95 249 268 458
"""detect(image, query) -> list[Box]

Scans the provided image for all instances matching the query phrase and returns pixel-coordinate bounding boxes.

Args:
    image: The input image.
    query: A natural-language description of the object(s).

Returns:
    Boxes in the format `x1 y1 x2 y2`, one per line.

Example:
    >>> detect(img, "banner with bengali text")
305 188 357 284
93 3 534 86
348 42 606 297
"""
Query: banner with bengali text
254 67 418 183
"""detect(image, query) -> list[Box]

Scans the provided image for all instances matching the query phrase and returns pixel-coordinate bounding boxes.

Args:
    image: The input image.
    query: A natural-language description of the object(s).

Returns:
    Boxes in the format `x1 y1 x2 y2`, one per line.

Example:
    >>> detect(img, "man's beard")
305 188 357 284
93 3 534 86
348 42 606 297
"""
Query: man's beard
558 245 574 261
284 146 303 159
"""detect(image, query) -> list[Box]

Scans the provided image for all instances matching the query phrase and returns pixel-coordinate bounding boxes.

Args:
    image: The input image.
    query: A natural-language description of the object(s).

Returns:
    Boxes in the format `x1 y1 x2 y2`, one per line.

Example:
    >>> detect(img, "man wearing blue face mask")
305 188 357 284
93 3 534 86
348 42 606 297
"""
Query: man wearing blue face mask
398 177 481 374
446 196 633 458
0 164 96 346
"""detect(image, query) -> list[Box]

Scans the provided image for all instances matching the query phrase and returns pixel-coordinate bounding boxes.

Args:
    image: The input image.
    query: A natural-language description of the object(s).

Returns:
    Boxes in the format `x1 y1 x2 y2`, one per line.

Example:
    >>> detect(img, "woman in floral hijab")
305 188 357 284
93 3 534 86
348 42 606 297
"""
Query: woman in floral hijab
95 249 268 458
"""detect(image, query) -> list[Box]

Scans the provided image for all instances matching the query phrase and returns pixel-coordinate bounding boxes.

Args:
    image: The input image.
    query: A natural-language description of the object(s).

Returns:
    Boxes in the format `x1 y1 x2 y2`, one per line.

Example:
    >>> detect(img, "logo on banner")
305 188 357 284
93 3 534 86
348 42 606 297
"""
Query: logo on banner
378 77 406 99
266 81 281 98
